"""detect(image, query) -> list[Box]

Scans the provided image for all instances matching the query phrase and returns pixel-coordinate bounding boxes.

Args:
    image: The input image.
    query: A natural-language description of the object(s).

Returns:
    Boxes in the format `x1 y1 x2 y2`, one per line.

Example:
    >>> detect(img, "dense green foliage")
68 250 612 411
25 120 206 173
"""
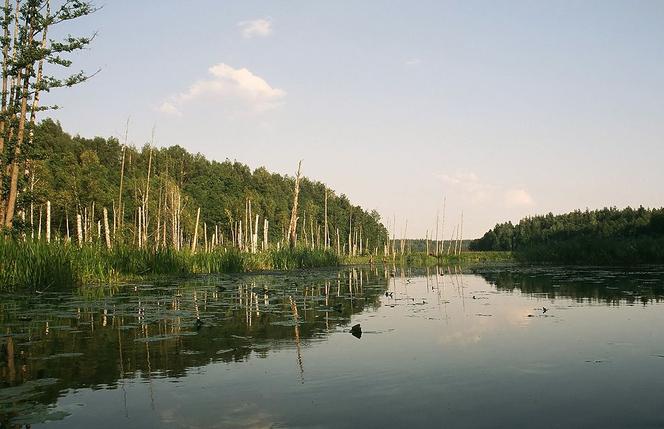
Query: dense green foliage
470 207 664 264
0 238 341 290
19 119 386 249
0 0 95 229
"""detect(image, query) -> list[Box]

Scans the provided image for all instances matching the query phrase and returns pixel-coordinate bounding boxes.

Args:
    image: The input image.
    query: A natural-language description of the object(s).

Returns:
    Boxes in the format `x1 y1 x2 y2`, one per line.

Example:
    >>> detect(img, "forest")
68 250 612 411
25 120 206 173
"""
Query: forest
470 207 664 264
18 119 388 253
0 119 394 289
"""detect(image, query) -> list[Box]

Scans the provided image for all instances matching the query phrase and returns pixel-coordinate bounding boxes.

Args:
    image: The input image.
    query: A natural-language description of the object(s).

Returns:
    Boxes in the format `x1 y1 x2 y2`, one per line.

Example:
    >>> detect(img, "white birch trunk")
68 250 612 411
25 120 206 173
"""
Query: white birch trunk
45 201 51 243
191 207 200 253
76 214 83 248
103 207 111 249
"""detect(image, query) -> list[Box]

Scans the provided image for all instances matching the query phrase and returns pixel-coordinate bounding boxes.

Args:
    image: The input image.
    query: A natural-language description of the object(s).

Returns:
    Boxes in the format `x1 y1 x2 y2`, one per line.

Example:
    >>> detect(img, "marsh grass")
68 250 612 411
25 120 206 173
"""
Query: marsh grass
270 248 339 270
0 239 78 290
343 251 513 267
0 239 342 290
1 238 513 291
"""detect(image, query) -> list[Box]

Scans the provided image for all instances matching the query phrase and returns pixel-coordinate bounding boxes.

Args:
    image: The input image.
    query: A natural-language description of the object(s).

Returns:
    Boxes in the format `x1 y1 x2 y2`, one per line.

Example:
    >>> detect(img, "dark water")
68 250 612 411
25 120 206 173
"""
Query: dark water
2 264 664 428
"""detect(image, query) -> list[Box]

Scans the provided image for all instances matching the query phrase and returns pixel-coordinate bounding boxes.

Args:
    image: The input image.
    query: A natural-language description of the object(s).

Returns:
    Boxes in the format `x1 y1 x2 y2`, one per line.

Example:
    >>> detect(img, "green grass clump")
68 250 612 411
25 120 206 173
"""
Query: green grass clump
191 248 248 273
0 239 344 290
341 251 513 267
271 248 339 270
0 239 78 290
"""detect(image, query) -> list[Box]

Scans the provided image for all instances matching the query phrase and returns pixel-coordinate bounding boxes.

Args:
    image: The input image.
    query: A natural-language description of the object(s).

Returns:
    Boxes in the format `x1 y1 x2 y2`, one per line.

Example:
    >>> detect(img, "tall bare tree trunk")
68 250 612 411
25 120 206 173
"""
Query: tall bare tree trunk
435 210 439 257
143 139 153 248
76 213 83 248
137 207 142 248
310 216 314 251
117 118 129 235
458 211 464 256
253 214 259 253
263 218 268 251
103 207 111 249
171 188 177 249
37 206 42 240
237 221 244 251
440 197 446 257
204 222 208 252
155 183 162 250
336 227 340 255
191 207 200 253
287 160 302 249
90 202 95 243
46 201 51 243
29 174 35 239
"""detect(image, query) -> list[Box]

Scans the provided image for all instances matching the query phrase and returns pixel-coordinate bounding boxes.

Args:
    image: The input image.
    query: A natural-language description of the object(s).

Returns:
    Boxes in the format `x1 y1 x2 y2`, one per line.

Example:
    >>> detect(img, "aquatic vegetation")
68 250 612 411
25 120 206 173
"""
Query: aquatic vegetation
0 239 78 290
271 248 339 270
342 251 512 267
0 238 343 290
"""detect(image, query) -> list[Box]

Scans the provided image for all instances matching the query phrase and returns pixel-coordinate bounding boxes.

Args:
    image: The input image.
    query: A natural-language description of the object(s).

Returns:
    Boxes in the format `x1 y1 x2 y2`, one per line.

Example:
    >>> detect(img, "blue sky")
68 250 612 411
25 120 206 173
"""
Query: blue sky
44 0 664 238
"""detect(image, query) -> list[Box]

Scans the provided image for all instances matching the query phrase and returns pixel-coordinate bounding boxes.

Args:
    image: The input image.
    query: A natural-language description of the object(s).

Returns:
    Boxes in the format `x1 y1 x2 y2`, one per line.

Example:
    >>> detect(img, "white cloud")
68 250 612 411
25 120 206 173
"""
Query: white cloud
158 63 286 115
437 171 535 208
439 171 480 186
504 188 535 207
405 58 422 66
438 171 494 204
157 101 181 116
238 18 272 38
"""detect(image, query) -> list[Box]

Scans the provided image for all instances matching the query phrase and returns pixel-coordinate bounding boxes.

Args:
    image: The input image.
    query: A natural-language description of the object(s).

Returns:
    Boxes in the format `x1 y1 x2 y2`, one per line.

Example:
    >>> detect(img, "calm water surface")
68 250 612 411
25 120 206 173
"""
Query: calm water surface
2 264 664 428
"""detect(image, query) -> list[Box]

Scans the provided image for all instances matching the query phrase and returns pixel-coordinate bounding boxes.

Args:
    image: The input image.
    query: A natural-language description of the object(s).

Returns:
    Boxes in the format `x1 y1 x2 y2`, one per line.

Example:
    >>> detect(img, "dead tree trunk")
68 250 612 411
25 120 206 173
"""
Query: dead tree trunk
287 160 302 249
76 214 83 248
45 201 51 243
324 189 329 249
191 207 200 253
458 211 464 256
103 207 111 249
263 218 269 251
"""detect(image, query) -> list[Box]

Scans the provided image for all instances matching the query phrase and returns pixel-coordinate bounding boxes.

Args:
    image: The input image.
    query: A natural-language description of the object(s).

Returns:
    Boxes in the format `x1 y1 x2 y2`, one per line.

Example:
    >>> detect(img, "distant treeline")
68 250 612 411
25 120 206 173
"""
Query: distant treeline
470 207 664 264
16 120 387 251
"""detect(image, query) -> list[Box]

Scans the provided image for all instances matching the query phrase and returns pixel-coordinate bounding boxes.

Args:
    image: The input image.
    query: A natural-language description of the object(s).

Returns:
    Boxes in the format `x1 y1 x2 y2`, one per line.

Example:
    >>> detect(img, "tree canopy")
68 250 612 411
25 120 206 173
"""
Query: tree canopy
23 119 388 252
470 207 664 264
0 0 95 228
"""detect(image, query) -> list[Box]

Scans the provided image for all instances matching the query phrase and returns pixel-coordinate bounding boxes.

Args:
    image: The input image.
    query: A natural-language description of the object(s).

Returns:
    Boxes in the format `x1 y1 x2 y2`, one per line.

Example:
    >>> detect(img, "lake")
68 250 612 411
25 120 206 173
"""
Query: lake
2 264 664 428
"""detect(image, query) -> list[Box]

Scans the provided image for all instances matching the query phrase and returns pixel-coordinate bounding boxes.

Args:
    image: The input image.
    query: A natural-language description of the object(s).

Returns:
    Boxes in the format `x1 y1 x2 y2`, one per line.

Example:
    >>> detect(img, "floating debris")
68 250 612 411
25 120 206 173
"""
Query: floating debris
350 323 362 339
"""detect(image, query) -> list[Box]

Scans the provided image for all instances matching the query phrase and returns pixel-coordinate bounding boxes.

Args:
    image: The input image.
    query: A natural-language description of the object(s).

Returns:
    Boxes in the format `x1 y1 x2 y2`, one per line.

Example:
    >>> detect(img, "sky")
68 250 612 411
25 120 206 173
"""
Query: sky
42 0 664 239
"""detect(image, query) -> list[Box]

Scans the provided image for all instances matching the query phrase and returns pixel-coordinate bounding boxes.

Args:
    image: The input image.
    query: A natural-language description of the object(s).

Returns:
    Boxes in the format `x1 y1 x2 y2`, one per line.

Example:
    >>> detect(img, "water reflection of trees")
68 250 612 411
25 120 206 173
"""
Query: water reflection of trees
0 267 388 427
472 266 664 305
6 264 661 426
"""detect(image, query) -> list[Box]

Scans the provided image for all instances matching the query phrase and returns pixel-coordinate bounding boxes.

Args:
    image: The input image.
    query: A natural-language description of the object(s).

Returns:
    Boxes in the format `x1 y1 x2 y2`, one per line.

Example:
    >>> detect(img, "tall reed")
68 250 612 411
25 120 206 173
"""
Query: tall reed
0 238 343 290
